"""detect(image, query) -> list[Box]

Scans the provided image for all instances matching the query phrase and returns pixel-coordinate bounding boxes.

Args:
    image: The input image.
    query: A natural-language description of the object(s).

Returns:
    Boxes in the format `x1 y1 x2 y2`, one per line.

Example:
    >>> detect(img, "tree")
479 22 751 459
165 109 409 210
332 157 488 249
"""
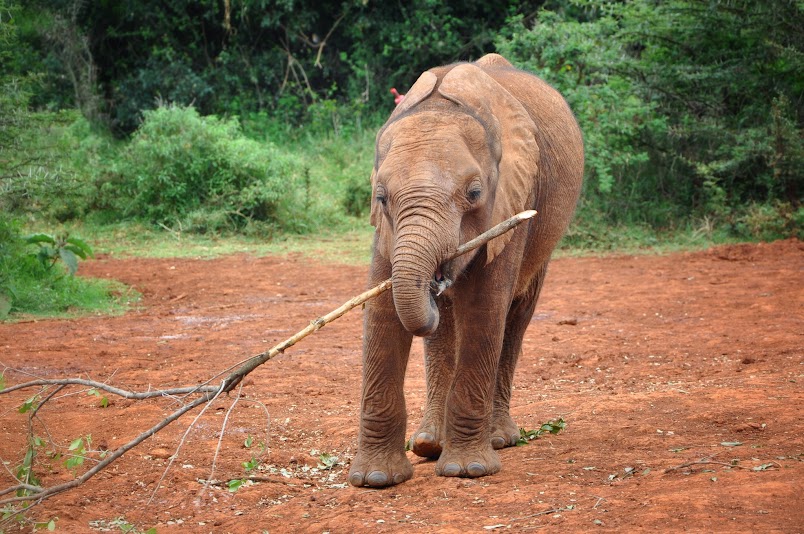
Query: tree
498 0 803 232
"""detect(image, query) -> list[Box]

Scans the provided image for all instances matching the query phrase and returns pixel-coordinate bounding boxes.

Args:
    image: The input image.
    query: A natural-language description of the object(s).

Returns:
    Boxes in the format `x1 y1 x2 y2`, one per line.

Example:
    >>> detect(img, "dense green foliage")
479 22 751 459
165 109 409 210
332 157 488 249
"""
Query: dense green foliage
17 0 543 134
108 105 313 234
498 0 803 240
0 1 129 318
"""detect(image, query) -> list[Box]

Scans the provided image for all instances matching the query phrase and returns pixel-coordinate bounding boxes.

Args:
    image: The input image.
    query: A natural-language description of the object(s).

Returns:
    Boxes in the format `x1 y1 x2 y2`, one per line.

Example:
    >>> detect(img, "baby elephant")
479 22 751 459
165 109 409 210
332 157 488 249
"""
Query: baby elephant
349 54 584 487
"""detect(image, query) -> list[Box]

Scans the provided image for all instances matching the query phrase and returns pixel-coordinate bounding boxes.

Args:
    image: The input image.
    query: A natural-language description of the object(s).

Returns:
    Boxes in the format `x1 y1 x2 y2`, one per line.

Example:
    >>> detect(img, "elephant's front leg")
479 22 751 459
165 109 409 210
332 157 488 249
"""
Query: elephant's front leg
410 297 456 458
348 261 414 488
436 282 511 478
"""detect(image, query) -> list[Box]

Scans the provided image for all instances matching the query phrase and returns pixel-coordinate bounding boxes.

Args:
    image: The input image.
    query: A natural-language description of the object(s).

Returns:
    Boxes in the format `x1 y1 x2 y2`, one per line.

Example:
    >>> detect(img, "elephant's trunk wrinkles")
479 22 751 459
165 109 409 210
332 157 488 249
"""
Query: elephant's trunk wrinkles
391 206 454 337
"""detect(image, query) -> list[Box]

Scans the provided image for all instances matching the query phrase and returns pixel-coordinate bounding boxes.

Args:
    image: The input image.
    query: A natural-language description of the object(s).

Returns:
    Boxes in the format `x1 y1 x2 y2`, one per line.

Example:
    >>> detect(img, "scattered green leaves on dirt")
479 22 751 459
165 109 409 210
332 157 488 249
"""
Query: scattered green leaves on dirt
516 417 567 446
87 388 109 408
317 452 339 470
227 478 247 492
87 517 156 534
33 517 58 531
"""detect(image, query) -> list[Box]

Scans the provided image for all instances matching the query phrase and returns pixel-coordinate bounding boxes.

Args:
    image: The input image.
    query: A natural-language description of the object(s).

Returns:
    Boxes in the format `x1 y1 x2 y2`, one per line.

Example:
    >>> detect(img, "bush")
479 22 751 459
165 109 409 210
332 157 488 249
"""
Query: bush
733 202 803 242
497 1 802 239
0 216 132 319
108 104 307 233
497 11 656 195
0 110 118 222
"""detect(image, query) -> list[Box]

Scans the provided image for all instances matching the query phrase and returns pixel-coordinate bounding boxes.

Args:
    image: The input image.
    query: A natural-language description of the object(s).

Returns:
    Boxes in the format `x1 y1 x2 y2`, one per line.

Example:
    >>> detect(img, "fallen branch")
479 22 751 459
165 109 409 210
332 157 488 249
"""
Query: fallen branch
219 209 537 393
665 459 752 472
0 210 536 515
664 456 782 473
0 392 216 506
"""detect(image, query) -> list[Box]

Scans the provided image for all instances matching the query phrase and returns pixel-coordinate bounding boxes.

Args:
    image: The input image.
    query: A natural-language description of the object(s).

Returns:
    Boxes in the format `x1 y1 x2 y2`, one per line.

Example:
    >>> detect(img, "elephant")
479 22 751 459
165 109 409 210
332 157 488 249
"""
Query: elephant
348 53 584 488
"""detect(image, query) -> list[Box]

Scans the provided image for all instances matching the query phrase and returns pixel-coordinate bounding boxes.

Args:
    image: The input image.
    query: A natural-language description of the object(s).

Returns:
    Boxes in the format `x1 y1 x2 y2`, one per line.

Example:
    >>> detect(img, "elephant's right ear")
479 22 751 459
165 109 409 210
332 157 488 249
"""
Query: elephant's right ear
388 71 438 120
375 72 438 161
369 168 393 260
438 64 540 265
370 71 438 260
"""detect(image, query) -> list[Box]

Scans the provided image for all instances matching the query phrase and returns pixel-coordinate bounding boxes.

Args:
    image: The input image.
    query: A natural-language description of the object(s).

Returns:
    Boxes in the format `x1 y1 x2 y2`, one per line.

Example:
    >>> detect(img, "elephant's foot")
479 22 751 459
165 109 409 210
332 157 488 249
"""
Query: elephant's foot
435 444 501 478
409 421 444 458
490 412 521 450
348 448 413 488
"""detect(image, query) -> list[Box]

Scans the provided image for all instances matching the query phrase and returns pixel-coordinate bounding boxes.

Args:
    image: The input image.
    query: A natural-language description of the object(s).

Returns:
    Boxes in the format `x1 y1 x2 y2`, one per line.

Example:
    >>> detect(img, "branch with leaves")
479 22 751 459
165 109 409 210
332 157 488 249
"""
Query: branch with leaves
0 210 536 519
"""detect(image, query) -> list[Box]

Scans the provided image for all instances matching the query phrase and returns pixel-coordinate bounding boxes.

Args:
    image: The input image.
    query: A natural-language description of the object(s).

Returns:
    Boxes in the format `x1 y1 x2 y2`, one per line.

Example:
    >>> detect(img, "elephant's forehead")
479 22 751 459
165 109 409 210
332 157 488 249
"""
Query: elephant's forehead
379 112 490 164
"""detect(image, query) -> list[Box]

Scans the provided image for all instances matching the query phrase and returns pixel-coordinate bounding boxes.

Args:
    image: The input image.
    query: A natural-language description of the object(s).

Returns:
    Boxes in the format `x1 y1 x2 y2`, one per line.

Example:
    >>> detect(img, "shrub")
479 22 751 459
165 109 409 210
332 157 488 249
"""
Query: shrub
0 111 117 222
497 1 802 239
734 202 803 242
0 216 131 319
342 176 373 217
497 11 656 195
109 105 306 233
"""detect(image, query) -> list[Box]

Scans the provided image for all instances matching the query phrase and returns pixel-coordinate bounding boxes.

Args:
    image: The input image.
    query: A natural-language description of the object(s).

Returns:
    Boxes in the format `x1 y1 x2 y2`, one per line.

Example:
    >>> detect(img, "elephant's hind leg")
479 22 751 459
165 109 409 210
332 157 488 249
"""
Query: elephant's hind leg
410 297 456 458
491 266 547 449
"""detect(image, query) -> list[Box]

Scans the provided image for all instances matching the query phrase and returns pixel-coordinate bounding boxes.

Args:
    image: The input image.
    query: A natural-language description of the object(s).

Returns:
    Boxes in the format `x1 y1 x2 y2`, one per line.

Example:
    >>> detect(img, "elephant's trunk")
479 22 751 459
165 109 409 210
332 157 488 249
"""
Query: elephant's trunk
391 209 453 337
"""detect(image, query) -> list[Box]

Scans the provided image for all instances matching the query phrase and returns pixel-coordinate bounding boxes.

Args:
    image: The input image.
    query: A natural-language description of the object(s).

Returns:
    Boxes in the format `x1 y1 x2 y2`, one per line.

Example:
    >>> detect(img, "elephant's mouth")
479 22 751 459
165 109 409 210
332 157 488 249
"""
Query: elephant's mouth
430 263 454 297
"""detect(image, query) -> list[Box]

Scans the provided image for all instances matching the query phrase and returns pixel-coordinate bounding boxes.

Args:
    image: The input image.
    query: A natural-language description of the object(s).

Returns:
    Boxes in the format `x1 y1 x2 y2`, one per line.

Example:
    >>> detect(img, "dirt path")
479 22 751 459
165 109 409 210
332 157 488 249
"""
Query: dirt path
1 239 802 532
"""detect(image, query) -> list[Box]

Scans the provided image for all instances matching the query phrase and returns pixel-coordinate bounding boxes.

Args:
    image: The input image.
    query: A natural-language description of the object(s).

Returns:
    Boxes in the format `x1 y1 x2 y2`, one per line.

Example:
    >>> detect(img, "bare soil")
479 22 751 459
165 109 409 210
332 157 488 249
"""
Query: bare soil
1 239 802 533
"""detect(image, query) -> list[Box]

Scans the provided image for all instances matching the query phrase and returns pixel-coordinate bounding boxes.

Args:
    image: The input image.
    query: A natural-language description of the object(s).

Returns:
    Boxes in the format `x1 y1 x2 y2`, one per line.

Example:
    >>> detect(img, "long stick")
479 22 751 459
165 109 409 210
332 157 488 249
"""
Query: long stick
0 210 537 513
221 209 537 392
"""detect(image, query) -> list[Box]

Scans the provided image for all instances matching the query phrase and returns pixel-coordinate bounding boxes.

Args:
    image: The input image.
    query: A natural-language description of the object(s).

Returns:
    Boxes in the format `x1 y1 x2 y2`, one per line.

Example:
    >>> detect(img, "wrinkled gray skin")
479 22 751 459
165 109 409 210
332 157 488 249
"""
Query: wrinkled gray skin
349 54 584 487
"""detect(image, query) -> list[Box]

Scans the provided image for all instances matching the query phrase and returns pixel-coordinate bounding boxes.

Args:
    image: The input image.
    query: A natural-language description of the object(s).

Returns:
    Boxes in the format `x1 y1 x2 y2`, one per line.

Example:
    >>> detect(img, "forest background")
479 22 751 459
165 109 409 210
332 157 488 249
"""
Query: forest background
0 0 801 317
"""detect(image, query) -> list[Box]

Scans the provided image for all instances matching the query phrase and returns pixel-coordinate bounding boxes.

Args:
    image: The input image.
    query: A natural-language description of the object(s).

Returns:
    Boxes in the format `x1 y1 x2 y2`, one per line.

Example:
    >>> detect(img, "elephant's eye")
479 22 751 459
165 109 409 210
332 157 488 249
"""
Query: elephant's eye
467 187 482 203
375 185 388 206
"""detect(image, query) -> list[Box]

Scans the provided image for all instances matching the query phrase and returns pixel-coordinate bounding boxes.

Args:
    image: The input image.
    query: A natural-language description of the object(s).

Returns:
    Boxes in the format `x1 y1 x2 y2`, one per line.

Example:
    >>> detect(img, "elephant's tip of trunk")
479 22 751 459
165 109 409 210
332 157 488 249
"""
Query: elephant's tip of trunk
409 315 439 337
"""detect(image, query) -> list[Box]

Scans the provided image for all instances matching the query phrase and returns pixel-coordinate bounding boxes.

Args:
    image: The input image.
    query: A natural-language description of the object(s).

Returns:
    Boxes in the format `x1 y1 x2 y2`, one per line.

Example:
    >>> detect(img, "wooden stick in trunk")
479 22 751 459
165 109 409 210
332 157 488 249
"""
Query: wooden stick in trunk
221 209 537 392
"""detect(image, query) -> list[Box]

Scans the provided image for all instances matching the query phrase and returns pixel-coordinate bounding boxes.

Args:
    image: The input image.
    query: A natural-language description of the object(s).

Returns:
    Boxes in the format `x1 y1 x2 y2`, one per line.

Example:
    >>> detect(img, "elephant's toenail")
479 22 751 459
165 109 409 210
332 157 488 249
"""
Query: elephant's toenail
414 432 435 445
441 463 461 477
491 436 505 449
393 473 406 484
366 471 389 487
349 472 364 487
466 462 487 477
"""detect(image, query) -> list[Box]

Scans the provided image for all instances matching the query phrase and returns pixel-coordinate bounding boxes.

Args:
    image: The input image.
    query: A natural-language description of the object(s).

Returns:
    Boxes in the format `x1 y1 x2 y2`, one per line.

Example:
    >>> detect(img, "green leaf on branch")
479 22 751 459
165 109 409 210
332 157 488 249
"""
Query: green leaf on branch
58 248 79 275
24 233 56 245
66 237 94 258
19 395 39 414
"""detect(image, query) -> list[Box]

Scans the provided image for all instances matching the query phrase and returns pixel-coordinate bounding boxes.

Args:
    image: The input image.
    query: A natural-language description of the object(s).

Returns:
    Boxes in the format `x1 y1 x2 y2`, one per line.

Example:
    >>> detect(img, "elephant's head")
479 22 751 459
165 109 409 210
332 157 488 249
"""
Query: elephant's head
371 63 540 337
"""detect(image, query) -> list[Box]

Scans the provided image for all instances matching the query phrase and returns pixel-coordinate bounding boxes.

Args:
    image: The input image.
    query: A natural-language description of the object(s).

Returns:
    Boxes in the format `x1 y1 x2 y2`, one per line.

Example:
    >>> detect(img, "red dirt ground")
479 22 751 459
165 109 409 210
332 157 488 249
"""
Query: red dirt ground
1 239 802 533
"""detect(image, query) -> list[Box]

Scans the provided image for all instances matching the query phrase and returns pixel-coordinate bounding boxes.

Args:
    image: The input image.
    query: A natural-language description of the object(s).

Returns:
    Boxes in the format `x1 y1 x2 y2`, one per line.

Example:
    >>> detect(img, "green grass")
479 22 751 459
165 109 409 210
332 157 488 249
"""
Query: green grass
554 216 748 258
3 272 139 322
61 212 748 266
55 220 376 265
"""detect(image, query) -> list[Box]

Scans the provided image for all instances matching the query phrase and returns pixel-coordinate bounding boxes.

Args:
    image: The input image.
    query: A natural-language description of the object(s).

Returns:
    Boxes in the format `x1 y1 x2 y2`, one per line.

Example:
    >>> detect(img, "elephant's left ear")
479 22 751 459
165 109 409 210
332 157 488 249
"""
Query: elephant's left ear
438 64 540 265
